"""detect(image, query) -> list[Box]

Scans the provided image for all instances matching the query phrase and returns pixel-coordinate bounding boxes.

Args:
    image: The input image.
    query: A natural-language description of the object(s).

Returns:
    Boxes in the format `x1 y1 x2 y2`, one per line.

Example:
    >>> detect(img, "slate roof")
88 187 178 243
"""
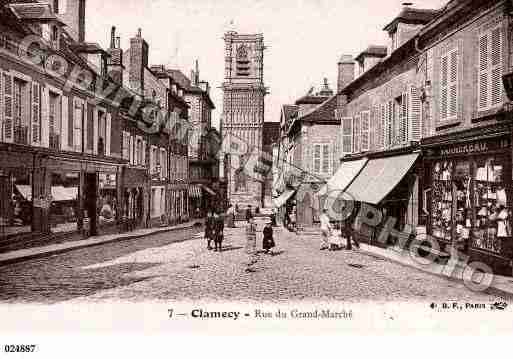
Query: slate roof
9 2 64 24
355 45 387 62
294 94 329 105
383 7 440 32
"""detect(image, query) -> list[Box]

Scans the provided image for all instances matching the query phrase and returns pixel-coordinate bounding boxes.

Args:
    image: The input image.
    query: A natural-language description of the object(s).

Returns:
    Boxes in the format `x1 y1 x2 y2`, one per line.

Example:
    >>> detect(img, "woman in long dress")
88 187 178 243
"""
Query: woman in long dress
262 220 275 254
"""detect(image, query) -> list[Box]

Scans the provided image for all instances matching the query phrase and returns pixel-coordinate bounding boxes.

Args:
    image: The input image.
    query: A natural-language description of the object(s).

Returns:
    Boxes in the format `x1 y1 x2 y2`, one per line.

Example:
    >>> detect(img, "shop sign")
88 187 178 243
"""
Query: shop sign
438 138 510 157
33 196 51 209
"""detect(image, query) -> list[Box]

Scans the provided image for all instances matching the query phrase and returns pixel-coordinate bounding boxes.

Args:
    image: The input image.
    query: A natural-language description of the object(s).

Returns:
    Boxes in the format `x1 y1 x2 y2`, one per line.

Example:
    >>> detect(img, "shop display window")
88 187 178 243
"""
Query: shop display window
472 156 510 253
0 169 33 237
98 173 117 226
431 155 511 255
50 172 79 233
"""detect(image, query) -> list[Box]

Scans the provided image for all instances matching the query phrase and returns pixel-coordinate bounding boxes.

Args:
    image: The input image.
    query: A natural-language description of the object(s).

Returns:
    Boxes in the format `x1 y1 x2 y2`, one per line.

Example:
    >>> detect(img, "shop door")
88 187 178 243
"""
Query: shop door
302 193 313 227
84 173 98 236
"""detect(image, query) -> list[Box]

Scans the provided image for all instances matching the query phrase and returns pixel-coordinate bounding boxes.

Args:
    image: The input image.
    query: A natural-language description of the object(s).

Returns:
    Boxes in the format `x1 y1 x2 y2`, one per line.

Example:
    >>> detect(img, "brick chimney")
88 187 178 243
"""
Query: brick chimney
107 26 124 85
337 55 355 93
57 0 86 42
129 28 149 95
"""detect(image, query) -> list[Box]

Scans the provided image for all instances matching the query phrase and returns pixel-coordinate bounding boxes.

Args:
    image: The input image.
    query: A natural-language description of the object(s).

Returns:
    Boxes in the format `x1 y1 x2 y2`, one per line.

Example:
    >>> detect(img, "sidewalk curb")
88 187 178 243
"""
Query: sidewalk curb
356 245 513 299
0 222 202 267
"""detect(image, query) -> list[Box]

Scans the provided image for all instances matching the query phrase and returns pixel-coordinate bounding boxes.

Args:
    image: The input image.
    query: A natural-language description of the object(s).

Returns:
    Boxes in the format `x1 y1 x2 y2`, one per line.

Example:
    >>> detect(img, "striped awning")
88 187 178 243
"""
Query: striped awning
188 185 202 198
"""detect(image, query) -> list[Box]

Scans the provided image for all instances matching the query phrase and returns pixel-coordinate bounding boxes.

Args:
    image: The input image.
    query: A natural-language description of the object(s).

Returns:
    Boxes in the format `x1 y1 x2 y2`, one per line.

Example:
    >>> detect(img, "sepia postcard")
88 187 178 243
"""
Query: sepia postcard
1 0 513 353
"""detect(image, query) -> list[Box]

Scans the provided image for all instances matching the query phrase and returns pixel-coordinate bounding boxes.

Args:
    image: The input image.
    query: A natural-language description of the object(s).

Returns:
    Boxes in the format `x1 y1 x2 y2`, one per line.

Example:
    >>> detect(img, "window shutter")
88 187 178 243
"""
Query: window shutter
353 114 360 153
409 86 422 141
61 95 68 149
478 33 489 111
380 103 386 149
322 144 329 174
440 54 448 120
401 92 408 143
490 26 502 107
341 117 353 155
142 139 146 165
31 82 40 144
106 112 111 156
3 72 13 143
129 135 134 165
386 101 393 148
448 49 458 119
369 106 378 151
92 108 98 154
361 111 370 151
40 86 49 147
313 144 321 173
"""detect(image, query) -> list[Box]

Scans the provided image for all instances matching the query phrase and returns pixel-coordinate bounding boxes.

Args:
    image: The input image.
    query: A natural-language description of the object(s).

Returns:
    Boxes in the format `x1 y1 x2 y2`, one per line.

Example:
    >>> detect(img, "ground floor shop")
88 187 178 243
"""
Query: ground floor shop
121 167 148 231
0 147 124 241
422 124 513 276
168 185 188 225
320 150 420 247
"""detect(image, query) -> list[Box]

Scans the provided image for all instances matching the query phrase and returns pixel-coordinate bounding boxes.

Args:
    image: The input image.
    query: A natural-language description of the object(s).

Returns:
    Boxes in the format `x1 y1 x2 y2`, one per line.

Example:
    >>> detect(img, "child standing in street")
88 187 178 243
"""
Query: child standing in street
245 217 258 272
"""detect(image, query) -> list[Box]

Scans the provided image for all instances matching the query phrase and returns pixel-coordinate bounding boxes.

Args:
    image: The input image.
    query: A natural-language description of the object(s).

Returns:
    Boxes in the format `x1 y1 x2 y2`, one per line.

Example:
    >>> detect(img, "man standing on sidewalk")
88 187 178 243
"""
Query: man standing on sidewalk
343 202 360 250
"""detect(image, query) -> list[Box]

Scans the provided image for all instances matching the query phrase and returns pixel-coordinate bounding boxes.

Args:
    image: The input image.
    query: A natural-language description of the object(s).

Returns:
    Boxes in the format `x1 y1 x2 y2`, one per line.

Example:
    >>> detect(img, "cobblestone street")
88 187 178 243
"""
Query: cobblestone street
0 219 501 304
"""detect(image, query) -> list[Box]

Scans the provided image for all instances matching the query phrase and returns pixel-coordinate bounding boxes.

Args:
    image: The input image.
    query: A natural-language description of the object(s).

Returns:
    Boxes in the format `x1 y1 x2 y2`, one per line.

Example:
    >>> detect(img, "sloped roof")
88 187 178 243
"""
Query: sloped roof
355 45 387 62
287 94 339 136
9 2 64 24
383 7 440 32
69 42 109 55
295 94 329 105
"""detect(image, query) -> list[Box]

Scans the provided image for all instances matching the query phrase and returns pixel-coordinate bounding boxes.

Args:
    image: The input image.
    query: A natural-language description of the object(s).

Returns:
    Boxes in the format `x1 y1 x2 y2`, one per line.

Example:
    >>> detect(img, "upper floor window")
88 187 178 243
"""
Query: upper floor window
440 48 459 121
313 143 331 175
98 110 106 155
122 131 130 160
49 91 61 150
73 100 83 152
478 25 503 111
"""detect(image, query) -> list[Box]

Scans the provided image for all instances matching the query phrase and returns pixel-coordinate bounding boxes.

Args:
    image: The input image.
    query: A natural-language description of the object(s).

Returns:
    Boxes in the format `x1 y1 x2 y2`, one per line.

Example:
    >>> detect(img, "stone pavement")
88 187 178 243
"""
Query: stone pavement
295 225 513 297
0 219 203 267
52 220 503 303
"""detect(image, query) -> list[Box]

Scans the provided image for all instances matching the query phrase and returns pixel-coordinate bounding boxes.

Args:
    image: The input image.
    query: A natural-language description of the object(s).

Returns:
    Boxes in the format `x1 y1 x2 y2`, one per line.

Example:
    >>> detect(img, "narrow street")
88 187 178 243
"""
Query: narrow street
0 219 498 304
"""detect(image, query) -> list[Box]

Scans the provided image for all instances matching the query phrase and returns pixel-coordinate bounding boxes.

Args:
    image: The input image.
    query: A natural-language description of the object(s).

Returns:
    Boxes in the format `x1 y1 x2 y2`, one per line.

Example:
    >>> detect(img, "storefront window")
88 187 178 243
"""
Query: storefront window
431 161 453 241
98 173 117 226
472 156 509 253
0 169 33 237
431 153 511 254
50 172 79 233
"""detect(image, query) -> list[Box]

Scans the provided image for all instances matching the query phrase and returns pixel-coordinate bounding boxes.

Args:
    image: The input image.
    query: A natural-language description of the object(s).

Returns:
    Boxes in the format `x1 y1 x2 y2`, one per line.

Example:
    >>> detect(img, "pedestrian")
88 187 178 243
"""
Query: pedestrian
245 205 253 222
245 217 258 272
319 208 332 250
226 203 235 228
342 202 360 250
205 209 214 250
289 206 297 233
213 211 224 252
262 219 275 254
270 208 277 227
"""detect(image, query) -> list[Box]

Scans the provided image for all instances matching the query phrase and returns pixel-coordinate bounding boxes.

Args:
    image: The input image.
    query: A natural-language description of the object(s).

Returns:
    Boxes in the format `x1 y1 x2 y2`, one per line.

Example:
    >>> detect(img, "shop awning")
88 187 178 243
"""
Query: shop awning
51 186 78 201
201 185 216 196
15 185 32 201
343 153 419 205
272 189 295 208
317 158 368 197
188 185 202 198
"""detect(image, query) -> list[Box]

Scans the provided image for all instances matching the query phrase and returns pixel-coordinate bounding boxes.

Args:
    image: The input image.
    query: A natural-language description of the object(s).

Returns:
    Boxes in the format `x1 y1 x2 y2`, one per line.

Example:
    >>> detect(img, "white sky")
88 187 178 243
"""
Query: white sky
85 0 447 129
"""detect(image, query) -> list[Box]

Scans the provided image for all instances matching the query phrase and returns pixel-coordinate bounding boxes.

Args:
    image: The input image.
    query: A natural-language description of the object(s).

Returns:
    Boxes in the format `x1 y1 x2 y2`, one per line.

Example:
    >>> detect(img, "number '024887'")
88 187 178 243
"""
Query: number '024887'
4 345 36 353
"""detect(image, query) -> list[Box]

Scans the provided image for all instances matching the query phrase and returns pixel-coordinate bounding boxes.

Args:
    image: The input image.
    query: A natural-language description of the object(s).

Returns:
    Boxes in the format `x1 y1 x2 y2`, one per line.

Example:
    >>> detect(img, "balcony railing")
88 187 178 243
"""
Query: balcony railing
14 125 28 145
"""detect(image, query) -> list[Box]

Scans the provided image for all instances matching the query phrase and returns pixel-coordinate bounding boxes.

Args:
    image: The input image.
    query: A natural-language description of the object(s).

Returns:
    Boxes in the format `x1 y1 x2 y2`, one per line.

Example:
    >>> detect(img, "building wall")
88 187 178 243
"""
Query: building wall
425 3 507 138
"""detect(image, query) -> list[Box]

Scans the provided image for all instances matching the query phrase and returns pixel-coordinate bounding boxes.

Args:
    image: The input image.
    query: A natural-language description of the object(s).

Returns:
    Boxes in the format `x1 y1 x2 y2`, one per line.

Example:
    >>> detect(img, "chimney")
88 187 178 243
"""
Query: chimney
58 0 86 42
107 26 124 85
337 55 355 93
129 28 149 94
